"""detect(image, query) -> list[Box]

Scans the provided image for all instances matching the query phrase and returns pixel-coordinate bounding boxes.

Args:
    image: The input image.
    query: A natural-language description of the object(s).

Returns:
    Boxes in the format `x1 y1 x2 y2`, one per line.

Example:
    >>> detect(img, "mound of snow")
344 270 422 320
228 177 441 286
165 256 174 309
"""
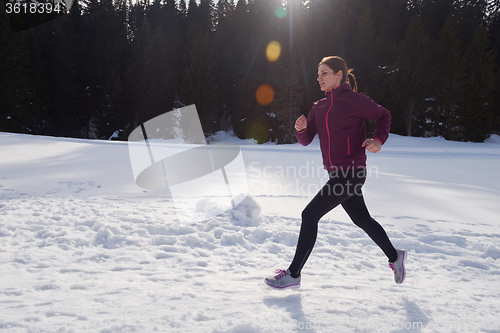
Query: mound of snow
230 195 262 227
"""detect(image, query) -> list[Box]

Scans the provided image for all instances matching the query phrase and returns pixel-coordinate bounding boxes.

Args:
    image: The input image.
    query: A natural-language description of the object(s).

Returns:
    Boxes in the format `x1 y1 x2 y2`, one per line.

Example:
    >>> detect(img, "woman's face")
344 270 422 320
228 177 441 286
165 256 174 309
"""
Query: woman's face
317 64 343 91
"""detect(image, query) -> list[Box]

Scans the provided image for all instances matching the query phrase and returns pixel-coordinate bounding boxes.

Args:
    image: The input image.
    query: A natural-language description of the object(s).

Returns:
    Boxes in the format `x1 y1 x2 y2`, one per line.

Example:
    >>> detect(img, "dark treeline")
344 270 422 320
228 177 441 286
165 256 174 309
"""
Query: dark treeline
1 0 500 143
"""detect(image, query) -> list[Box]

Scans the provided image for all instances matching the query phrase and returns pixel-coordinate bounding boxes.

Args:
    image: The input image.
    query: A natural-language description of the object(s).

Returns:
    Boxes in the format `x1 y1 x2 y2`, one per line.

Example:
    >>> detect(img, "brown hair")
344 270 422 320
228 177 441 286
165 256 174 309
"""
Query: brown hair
318 56 357 92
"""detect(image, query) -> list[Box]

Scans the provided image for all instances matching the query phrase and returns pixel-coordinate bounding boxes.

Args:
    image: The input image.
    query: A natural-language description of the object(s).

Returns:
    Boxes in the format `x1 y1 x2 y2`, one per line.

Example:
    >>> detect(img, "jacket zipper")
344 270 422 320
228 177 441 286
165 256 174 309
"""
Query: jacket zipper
325 93 334 169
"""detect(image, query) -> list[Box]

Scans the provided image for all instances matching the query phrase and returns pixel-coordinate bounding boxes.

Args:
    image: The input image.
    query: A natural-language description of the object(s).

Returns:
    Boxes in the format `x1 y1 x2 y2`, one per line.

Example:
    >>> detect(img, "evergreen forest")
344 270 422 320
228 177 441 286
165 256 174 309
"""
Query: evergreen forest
1 0 500 143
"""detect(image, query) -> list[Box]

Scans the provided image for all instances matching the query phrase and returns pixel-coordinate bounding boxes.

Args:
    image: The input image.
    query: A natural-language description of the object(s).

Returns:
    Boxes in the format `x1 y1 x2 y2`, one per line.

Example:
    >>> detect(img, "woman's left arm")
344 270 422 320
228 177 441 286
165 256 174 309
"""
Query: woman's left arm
357 93 391 153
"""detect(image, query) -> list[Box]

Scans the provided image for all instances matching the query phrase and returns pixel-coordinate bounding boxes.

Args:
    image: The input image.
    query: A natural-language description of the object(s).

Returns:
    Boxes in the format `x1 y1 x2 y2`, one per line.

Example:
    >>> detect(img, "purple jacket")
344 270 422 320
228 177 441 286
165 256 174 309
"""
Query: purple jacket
295 83 391 170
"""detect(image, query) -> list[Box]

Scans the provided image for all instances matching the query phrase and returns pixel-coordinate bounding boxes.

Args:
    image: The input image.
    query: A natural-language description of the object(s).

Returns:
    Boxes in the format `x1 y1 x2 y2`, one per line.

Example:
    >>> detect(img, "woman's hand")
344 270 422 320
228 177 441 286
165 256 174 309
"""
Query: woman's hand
295 114 307 132
362 138 382 153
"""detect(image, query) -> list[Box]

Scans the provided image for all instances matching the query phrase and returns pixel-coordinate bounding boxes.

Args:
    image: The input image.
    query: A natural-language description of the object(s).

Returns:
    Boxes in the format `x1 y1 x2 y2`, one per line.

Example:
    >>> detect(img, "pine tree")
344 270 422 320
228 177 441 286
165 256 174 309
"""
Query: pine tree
76 0 128 138
452 0 488 45
351 5 379 93
0 10 34 134
460 24 496 142
231 0 275 140
419 0 454 39
227 0 254 138
494 68 500 134
185 0 199 37
39 14 80 138
371 0 410 66
96 75 127 140
434 17 464 140
487 1 500 134
213 0 236 130
146 0 163 32
24 27 48 135
199 0 215 32
391 15 434 136
178 0 187 15
270 53 305 143
307 0 342 58
124 18 165 129
215 0 235 28
180 31 221 137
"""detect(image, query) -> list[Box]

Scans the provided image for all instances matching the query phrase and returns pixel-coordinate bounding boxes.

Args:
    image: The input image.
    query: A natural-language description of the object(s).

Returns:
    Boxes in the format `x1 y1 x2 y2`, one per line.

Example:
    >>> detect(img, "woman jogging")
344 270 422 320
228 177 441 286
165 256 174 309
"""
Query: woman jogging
265 56 406 289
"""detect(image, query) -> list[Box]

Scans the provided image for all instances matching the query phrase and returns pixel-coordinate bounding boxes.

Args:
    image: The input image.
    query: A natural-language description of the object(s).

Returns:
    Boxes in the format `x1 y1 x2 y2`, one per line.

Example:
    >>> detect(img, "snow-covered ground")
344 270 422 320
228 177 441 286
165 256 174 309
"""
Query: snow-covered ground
1 131 499 333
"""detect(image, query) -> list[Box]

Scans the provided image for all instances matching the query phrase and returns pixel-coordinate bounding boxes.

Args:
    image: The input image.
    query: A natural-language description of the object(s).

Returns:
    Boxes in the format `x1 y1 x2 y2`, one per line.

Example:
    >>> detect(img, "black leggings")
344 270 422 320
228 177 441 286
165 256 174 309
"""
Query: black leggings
288 168 398 277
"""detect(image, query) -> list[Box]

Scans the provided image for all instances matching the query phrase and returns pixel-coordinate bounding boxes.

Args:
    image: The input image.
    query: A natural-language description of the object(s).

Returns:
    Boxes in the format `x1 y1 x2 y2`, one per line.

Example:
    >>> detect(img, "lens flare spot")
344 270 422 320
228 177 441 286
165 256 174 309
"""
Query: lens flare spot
246 122 268 144
274 5 287 18
256 84 275 106
266 41 281 62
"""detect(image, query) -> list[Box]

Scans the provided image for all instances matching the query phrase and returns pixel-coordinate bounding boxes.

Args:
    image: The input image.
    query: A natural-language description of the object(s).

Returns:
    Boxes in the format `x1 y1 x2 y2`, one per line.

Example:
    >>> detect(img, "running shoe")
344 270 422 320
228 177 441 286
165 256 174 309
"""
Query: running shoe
264 269 301 289
389 249 407 284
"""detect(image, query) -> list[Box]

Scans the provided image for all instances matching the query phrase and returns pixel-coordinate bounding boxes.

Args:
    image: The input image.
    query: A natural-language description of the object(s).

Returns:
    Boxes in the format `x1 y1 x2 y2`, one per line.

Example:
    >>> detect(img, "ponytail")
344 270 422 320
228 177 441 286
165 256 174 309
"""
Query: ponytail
346 70 357 92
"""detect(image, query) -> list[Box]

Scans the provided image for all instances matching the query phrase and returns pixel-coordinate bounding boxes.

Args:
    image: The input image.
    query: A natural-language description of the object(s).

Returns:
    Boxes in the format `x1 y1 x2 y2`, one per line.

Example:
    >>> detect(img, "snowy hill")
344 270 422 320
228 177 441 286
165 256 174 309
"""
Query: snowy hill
0 132 499 332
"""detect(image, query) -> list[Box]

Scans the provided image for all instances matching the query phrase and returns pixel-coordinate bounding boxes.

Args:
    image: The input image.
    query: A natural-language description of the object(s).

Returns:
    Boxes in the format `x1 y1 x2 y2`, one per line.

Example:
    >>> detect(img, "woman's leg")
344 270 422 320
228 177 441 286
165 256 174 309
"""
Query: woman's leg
287 176 354 277
341 193 398 262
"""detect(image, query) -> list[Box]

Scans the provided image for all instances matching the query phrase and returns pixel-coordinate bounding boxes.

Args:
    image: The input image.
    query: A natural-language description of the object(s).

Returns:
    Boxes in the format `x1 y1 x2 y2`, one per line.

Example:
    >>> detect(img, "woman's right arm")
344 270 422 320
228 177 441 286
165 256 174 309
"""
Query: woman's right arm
295 115 307 131
295 108 317 146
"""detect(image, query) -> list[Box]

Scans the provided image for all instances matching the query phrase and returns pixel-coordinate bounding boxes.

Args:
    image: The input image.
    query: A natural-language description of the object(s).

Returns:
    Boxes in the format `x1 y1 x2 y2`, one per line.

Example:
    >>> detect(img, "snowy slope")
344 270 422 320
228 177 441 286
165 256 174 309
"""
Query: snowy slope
0 132 499 332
